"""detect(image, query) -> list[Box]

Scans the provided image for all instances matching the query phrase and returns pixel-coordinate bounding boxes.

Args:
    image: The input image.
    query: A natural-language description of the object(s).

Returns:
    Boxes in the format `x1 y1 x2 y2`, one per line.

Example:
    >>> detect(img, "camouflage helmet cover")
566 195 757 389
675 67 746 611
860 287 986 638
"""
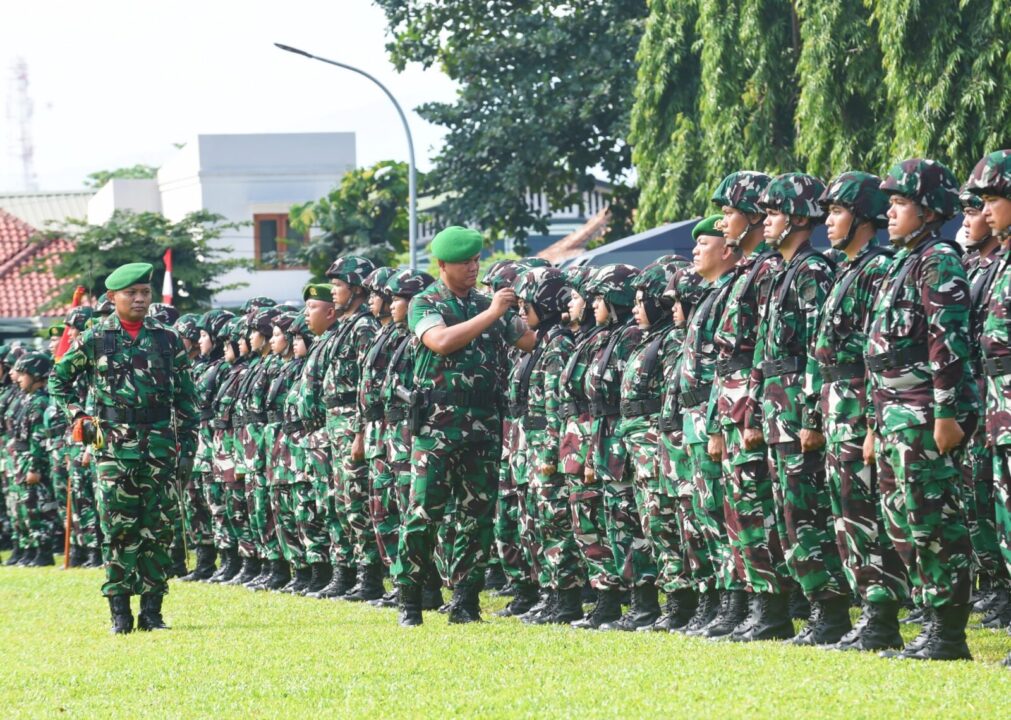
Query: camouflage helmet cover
515 267 569 315
964 150 1011 200
174 313 202 341
147 302 180 326
820 171 890 228
759 172 827 220
240 296 277 314
879 158 960 219
325 254 377 286
201 309 235 341
634 255 687 298
386 269 436 298
711 171 772 214
663 266 708 313
563 265 595 297
14 350 53 378
65 306 95 332
363 266 396 296
959 183 984 211
586 263 640 307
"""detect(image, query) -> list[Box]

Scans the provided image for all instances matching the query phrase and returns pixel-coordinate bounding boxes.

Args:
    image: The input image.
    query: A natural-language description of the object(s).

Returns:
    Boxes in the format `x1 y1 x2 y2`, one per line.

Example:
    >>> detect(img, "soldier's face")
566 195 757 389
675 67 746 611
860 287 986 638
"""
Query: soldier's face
198 330 213 356
15 372 34 392
763 209 790 242
110 284 152 322
568 291 585 323
825 204 855 245
238 337 251 356
982 195 1011 234
331 280 353 309
224 344 236 362
673 302 686 328
440 256 480 291
48 336 60 354
633 291 650 329
592 296 609 325
293 335 308 358
368 292 388 318
391 296 409 323
693 234 730 279
269 325 288 355
250 331 267 352
521 301 540 328
720 207 750 240
962 207 992 245
306 299 336 335
887 195 924 238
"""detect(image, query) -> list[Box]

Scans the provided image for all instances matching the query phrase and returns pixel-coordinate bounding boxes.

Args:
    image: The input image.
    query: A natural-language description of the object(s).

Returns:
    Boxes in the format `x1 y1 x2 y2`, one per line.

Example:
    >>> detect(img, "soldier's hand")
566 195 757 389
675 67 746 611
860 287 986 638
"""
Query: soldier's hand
26 471 41 486
351 432 365 462
71 416 97 444
489 288 518 318
863 430 876 465
743 427 764 450
541 464 557 477
934 417 965 455
707 433 725 462
584 465 595 482
799 428 825 453
81 450 92 468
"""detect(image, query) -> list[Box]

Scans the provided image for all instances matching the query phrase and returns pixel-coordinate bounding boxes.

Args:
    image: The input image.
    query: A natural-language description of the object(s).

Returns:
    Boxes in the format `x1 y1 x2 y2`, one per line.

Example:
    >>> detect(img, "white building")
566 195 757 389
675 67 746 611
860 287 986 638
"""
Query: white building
87 132 356 305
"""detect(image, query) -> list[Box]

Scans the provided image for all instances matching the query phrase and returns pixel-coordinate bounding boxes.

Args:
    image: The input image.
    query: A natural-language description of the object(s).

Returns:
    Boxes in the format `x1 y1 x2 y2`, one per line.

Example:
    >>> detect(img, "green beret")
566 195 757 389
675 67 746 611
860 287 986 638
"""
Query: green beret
302 283 334 303
430 226 483 263
692 214 725 241
105 262 154 291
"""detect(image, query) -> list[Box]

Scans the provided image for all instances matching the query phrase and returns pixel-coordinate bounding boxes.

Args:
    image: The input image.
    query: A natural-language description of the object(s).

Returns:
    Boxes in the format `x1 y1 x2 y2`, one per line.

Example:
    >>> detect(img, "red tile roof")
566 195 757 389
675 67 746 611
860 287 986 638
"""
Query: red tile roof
0 208 74 318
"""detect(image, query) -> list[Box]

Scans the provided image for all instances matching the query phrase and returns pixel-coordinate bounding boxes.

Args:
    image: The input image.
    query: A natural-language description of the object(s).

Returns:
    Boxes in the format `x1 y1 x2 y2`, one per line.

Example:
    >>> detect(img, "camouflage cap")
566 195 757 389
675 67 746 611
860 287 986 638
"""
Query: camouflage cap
759 172 827 220
585 263 640 307
819 171 890 228
240 296 277 314
515 267 569 315
663 266 708 313
65 306 95 332
174 313 202 341
386 268 435 298
147 302 180 326
325 255 377 286
711 171 772 214
964 150 1011 200
14 350 52 378
880 158 960 219
363 266 396 296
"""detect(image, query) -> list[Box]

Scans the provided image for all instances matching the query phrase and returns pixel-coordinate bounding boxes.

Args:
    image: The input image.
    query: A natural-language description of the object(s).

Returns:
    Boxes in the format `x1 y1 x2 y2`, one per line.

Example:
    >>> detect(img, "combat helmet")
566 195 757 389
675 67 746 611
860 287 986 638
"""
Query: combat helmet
386 269 435 298
13 351 52 379
819 171 889 251
515 266 569 320
65 306 95 332
663 266 708 318
325 255 376 286
759 172 827 247
964 150 1011 239
585 263 640 309
148 303 180 326
711 171 772 246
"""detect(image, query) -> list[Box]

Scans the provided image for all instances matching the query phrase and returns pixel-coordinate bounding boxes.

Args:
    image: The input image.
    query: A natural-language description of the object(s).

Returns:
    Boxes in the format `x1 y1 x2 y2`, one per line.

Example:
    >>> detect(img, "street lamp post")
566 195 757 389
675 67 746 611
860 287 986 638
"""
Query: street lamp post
275 42 419 271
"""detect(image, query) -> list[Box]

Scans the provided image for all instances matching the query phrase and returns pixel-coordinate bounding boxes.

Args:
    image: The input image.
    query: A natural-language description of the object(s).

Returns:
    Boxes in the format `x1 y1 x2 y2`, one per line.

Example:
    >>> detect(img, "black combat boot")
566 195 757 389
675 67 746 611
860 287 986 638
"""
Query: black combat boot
256 560 292 591
640 588 698 633
494 582 538 617
686 590 729 637
900 605 924 624
180 546 216 582
971 574 993 612
30 539 55 567
599 582 661 631
738 592 795 642
448 584 483 624
787 600 820 645
245 559 274 589
137 594 169 631
980 587 1011 628
67 545 85 568
676 588 720 635
838 600 903 652
572 587 623 629
398 584 423 627
881 606 935 658
4 546 23 566
225 556 261 586
538 587 585 625
108 595 134 634
485 563 507 592
343 563 386 602
901 604 972 661
370 589 399 608
208 547 240 583
421 571 444 611
84 548 103 568
521 590 558 625
300 562 333 596
280 566 313 594
308 564 356 599
789 586 811 619
518 588 554 622
702 590 749 639
167 544 188 578
724 594 761 642
17 547 37 566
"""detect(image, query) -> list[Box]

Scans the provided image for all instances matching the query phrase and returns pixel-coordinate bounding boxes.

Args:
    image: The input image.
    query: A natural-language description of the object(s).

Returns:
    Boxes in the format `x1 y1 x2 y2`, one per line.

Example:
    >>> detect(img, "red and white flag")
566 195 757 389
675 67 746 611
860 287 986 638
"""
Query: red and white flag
162 248 174 305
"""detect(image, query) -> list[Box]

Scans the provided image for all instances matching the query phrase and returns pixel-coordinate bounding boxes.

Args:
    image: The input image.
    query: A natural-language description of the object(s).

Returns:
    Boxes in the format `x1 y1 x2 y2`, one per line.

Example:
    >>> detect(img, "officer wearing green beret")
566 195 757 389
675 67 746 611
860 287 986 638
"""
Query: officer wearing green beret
49 262 199 634
393 226 536 626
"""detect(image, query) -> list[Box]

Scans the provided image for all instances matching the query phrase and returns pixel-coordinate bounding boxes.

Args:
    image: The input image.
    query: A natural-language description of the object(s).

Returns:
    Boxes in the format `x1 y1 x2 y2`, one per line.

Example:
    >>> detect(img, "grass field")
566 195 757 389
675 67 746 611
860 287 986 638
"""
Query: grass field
1 561 1009 719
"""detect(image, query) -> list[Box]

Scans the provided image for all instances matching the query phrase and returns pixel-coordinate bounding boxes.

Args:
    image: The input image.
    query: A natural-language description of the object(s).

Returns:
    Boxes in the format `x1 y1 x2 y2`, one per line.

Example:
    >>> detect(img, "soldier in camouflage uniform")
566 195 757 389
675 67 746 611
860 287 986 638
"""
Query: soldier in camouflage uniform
0 346 16 555
868 159 977 661
179 309 233 581
2 346 28 564
677 217 755 640
808 172 908 652
966 149 1011 668
393 227 535 626
50 262 198 633
310 256 381 601
704 172 792 638
581 263 650 631
956 176 1010 628
747 172 849 645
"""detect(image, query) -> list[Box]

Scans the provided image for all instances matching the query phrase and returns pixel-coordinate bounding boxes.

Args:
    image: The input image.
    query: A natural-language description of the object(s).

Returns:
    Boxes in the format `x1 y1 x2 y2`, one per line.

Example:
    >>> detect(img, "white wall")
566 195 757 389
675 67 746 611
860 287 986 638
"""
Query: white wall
86 178 162 224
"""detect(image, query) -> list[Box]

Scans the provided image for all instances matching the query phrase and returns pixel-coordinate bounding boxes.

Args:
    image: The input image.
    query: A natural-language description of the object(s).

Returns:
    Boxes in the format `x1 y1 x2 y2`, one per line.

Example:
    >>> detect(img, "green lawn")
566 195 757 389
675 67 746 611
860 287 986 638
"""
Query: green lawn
1 561 1009 719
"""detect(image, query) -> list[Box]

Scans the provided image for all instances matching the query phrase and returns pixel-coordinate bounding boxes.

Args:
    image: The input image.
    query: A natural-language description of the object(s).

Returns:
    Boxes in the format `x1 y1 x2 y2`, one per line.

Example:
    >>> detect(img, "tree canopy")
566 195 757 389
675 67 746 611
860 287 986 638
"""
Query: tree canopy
83 164 159 190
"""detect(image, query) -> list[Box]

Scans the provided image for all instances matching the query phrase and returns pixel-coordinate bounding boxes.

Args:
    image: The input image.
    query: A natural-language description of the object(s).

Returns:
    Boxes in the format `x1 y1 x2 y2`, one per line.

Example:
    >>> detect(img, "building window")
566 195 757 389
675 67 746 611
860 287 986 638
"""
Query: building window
253 213 308 269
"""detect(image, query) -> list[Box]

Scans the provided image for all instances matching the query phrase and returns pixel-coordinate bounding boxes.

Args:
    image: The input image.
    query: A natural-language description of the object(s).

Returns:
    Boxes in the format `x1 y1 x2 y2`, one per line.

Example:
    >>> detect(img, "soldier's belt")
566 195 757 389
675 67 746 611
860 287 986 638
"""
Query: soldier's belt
658 414 683 432
282 419 305 433
362 404 384 422
619 397 661 418
715 354 751 378
588 399 619 418
248 412 267 424
560 400 588 419
507 402 528 417
983 355 1011 377
865 346 928 373
385 405 408 422
760 356 804 378
524 414 548 430
97 405 171 425
680 383 713 409
324 391 357 409
819 362 865 382
428 389 496 408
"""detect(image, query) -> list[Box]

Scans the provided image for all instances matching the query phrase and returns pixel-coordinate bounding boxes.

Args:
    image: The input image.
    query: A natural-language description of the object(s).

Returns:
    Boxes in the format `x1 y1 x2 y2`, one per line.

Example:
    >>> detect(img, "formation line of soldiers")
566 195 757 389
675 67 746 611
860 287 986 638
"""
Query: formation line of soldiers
2 153 1011 669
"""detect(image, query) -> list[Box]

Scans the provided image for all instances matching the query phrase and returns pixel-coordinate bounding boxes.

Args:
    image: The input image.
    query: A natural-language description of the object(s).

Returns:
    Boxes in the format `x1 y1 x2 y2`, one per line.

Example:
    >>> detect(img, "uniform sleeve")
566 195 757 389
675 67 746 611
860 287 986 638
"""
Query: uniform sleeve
409 294 445 339
26 400 49 474
800 263 835 431
48 333 92 422
537 338 571 468
349 319 378 434
172 335 200 457
745 302 769 431
921 251 971 419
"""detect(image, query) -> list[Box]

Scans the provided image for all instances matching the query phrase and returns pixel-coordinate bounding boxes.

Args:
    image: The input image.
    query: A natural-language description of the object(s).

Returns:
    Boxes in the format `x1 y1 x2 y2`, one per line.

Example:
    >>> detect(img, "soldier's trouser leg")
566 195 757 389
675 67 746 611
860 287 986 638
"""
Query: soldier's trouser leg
876 427 972 608
225 479 255 558
50 461 68 543
334 425 381 569
393 434 498 590
495 432 534 586
687 441 734 591
96 457 173 597
599 419 656 588
184 468 213 547
534 468 583 591
989 449 1011 581
517 481 545 586
273 484 306 568
304 438 348 566
722 423 792 594
964 435 1007 583
294 459 330 567
657 431 692 592
826 439 908 603
252 472 281 562
203 474 231 550
163 475 187 556
14 483 33 548
31 479 58 550
371 458 401 568
768 442 847 601
434 492 459 585
623 426 671 590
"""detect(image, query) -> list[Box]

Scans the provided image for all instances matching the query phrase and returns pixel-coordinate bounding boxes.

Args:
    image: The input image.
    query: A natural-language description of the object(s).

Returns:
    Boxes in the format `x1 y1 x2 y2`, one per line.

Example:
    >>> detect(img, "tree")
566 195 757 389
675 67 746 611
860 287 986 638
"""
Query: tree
375 0 648 243
288 160 419 281
31 210 248 313
83 164 159 189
